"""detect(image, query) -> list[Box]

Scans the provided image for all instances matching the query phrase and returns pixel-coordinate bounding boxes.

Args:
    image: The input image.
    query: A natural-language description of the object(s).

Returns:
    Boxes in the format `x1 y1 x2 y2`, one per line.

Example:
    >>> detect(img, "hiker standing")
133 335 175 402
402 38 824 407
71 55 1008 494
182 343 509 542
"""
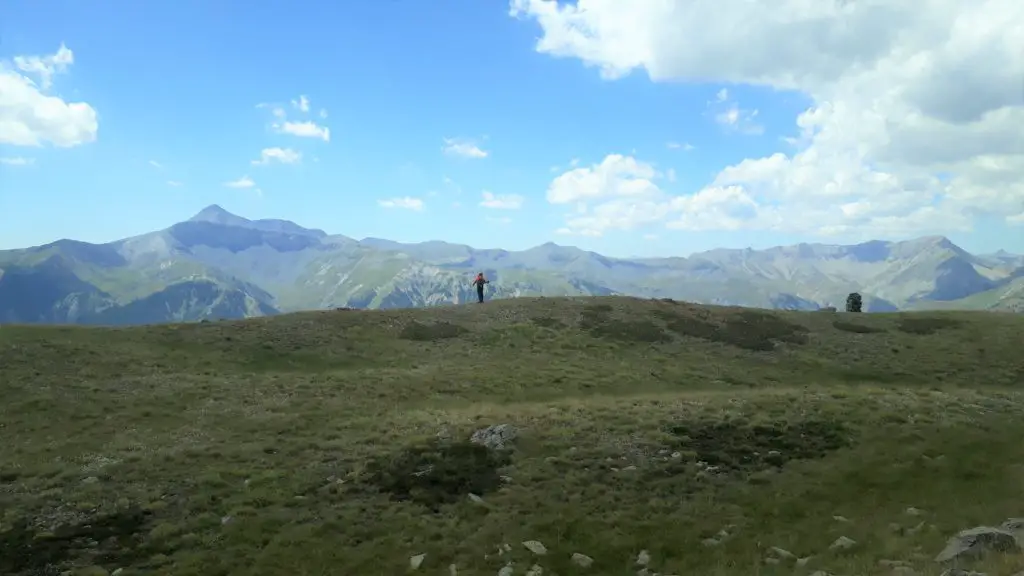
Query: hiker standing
472 272 490 303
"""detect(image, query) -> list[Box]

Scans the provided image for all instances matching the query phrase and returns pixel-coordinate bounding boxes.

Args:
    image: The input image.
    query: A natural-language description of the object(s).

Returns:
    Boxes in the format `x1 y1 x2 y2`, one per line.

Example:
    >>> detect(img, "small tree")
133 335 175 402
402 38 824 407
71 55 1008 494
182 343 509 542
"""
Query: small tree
845 292 863 313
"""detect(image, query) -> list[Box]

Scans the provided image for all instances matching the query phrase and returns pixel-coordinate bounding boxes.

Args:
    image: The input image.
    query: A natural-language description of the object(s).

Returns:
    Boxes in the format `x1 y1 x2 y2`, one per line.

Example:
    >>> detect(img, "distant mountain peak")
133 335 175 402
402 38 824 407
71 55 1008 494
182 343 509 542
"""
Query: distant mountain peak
189 204 249 225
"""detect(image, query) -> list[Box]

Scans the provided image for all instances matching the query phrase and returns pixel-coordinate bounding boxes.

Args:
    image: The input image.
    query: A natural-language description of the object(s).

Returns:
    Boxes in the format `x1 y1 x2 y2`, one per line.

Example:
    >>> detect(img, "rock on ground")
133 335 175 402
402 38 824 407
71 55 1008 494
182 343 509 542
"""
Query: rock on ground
571 553 594 568
471 424 518 450
935 526 1020 563
522 540 548 555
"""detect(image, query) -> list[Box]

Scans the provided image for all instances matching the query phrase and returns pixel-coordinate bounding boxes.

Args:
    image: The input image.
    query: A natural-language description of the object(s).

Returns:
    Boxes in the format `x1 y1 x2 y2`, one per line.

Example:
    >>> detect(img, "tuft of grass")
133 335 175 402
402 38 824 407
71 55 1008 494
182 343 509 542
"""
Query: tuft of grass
362 439 512 510
1 296 1024 575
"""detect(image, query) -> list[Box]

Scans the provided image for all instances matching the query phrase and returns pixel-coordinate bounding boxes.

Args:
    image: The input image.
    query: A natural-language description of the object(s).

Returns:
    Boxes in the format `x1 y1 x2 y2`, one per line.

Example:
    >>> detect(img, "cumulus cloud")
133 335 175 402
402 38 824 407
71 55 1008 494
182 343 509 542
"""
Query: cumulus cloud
480 191 524 209
259 99 330 141
378 196 425 210
511 0 1024 236
224 175 256 188
442 137 489 158
252 147 302 165
0 43 98 147
278 121 329 142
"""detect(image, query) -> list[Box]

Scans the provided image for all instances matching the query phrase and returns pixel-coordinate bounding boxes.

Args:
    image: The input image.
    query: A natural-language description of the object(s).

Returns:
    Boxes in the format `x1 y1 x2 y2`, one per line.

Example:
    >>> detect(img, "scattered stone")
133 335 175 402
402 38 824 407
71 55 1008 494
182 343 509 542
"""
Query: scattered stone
935 526 1020 563
449 564 458 576
769 546 795 559
500 543 513 554
1001 518 1024 532
701 538 720 547
468 493 485 505
829 536 857 550
571 553 594 568
907 521 926 535
82 476 99 485
636 549 651 566
471 424 519 451
220 515 232 525
889 522 904 533
833 515 851 523
522 540 548 555
765 557 781 565
809 572 831 576
498 563 514 576
111 570 123 576
410 553 426 570
906 507 925 516
525 565 543 576
500 475 513 484
891 567 918 576
879 560 909 567
941 569 988 576
796 556 814 567
621 465 637 472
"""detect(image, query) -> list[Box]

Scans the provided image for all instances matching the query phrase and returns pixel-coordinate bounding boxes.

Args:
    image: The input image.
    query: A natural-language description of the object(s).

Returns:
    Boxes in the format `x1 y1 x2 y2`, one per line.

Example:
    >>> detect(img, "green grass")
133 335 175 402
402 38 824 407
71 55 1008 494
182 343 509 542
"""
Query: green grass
2 296 1024 575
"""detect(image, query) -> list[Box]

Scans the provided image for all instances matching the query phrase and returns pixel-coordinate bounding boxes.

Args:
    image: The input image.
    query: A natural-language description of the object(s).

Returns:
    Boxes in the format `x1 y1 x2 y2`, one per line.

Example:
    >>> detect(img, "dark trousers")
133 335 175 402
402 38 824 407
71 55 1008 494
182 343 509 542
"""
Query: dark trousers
476 286 484 303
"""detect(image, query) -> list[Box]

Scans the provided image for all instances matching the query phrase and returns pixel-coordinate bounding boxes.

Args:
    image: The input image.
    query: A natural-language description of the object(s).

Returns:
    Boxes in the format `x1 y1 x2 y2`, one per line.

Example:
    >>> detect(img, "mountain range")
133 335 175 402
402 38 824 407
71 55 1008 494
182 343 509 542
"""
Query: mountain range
1 204 1022 325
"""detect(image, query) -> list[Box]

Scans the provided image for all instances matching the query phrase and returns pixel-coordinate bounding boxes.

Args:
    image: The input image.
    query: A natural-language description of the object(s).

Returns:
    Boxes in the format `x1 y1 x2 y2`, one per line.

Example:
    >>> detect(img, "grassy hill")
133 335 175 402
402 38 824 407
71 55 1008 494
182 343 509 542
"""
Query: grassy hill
2 297 1024 575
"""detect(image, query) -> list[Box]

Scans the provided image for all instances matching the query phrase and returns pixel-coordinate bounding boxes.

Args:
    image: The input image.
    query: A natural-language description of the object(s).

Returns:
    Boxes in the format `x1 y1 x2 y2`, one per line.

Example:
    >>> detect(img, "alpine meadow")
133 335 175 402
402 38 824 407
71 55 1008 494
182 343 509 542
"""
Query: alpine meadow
3 0 1024 575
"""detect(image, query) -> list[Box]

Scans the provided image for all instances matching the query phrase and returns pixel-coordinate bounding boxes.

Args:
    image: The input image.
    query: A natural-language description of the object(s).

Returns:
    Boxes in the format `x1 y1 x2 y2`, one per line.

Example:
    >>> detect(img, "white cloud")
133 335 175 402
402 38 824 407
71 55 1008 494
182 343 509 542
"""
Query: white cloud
0 43 98 147
277 121 330 142
224 175 256 188
148 160 163 169
319 108 328 119
0 156 34 166
666 141 694 151
292 95 310 113
167 180 183 187
480 191 525 210
378 196 425 211
708 88 763 135
252 147 302 165
511 0 1024 239
487 216 513 225
442 137 489 158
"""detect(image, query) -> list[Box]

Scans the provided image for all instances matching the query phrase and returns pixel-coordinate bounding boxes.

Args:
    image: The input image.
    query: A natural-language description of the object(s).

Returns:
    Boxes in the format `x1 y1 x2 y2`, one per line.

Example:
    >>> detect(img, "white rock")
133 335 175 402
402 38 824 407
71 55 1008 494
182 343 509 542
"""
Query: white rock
796 556 813 567
636 549 651 566
525 564 543 576
906 507 925 516
468 493 485 505
410 554 426 570
769 547 795 559
449 564 458 576
498 563 514 576
829 536 856 550
522 540 548 555
571 553 594 568
833 515 851 523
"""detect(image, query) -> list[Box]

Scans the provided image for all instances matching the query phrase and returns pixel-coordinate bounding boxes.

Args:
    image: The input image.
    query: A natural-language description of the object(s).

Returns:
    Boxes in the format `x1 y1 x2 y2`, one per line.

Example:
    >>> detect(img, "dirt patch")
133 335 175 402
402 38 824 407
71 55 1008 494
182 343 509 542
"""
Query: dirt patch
657 309 809 352
399 321 468 342
0 508 152 575
668 419 850 473
363 440 512 511
580 305 672 344
897 317 964 335
832 320 886 334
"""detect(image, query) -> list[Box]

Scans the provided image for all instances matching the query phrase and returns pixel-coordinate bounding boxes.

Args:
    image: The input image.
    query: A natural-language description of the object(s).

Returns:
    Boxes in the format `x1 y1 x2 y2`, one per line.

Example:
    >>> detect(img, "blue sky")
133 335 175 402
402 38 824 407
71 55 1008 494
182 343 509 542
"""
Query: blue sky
1 0 1021 257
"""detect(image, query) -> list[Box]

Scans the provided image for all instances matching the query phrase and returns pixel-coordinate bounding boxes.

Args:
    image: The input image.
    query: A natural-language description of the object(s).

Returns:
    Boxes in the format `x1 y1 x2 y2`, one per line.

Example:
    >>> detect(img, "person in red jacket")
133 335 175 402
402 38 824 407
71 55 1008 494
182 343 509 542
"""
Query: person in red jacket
471 272 489 303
